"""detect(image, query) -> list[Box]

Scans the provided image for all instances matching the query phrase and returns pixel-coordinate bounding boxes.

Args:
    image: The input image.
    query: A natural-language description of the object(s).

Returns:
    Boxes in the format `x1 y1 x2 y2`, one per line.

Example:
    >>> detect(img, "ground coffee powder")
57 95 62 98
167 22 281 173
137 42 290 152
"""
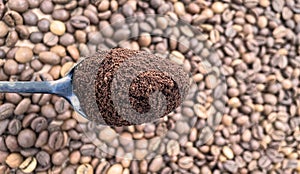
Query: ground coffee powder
73 48 189 126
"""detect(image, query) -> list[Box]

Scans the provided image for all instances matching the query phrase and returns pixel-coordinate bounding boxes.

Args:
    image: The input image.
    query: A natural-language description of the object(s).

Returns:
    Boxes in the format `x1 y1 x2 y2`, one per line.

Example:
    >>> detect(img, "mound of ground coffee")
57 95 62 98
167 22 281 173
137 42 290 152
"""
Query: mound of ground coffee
73 48 189 126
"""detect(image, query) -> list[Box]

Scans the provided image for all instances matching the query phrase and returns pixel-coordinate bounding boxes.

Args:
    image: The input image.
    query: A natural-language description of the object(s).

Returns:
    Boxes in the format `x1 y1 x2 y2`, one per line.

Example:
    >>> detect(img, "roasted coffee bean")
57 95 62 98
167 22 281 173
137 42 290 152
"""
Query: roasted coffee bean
30 32 43 43
84 9 99 24
54 98 69 114
52 9 70 21
0 48 6 59
14 98 31 115
43 32 59 46
15 25 30 39
5 153 23 169
8 0 29 13
48 131 64 150
6 31 19 47
39 51 60 65
30 117 48 133
0 103 15 120
27 0 41 8
17 129 36 148
36 151 50 171
0 119 9 135
19 157 37 173
70 16 90 29
38 18 51 32
22 10 38 26
3 11 23 27
59 33 75 46
5 135 20 152
51 149 69 166
40 0 54 14
8 119 22 135
0 21 8 38
35 130 48 147
258 156 271 169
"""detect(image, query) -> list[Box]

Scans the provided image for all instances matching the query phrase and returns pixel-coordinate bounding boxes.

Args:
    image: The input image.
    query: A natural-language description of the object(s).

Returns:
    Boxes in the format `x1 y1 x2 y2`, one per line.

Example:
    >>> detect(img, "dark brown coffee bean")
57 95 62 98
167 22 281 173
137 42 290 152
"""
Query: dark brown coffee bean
70 16 90 29
17 129 36 148
5 135 20 152
0 119 9 135
15 25 30 39
88 31 104 45
54 98 69 114
30 59 43 71
35 130 48 147
80 144 95 156
39 51 60 65
33 43 49 54
52 9 70 21
36 151 50 171
8 0 29 13
3 11 23 27
20 148 38 157
38 18 50 32
18 66 32 79
0 49 6 59
27 0 41 8
40 0 54 14
29 32 43 43
84 9 99 24
43 32 59 46
0 136 7 151
59 33 75 46
8 119 22 135
48 131 64 150
0 103 15 120
6 30 19 47
30 117 48 133
4 59 18 75
22 10 38 26
122 4 134 17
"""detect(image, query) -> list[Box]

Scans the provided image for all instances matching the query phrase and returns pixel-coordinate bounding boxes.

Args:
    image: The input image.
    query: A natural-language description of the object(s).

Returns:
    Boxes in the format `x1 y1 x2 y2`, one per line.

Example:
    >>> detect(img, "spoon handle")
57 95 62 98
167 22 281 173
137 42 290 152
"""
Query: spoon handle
0 81 56 94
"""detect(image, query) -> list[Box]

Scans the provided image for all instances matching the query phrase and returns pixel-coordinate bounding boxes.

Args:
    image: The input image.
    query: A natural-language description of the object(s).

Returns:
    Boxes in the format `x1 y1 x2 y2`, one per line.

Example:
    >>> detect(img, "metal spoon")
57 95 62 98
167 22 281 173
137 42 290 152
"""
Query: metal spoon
0 61 87 119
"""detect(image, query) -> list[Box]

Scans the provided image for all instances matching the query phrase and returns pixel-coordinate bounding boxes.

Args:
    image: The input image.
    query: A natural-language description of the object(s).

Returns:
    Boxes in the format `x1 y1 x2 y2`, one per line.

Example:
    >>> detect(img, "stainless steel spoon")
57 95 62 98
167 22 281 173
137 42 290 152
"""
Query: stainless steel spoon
0 62 87 119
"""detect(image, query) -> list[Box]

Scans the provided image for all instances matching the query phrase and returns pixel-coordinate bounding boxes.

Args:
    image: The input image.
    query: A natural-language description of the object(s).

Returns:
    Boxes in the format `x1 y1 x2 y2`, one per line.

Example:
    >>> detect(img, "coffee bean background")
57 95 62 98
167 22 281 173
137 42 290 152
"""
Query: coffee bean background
0 0 300 173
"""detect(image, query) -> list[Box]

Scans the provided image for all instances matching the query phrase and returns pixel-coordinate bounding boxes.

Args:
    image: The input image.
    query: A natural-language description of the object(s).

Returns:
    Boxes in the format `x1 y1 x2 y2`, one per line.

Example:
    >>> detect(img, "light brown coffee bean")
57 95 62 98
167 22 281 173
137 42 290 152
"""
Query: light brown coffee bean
50 20 66 36
6 30 19 47
39 51 60 65
5 153 23 169
76 164 93 174
19 157 37 173
178 156 194 169
52 149 69 166
14 98 31 115
0 21 8 38
15 47 33 64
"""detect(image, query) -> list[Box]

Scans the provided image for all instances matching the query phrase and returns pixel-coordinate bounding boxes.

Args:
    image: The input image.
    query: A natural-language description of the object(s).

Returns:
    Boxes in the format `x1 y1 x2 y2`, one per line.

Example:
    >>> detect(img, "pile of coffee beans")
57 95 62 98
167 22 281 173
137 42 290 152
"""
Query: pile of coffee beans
0 0 300 173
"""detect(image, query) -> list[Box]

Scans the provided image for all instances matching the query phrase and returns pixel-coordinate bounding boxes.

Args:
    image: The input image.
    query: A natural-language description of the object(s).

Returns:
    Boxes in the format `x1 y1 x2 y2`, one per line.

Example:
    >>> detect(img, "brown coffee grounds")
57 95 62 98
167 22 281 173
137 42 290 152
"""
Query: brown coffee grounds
73 48 189 126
